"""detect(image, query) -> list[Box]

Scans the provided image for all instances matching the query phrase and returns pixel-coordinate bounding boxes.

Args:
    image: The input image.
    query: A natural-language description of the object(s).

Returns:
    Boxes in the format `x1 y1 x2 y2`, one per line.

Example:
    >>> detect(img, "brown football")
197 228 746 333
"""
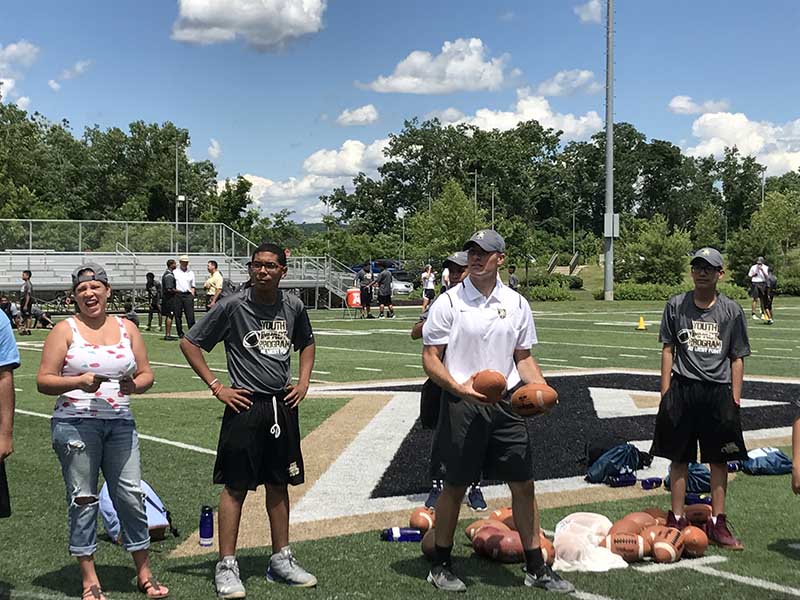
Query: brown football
642 507 669 525
464 519 510 541
540 532 555 566
651 527 684 563
684 504 712 526
681 525 708 558
409 507 435 532
472 370 507 403
624 512 658 531
511 383 558 417
473 526 503 556
602 533 646 562
488 530 525 563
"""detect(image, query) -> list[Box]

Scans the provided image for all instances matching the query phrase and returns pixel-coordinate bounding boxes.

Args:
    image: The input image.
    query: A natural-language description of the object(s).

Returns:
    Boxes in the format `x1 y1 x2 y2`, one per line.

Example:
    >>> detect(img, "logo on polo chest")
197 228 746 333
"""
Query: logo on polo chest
243 319 290 355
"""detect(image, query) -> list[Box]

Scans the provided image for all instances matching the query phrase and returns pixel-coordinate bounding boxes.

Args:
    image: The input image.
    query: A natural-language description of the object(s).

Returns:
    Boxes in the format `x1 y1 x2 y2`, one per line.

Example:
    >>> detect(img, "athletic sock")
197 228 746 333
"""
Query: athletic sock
433 544 453 568
525 547 545 576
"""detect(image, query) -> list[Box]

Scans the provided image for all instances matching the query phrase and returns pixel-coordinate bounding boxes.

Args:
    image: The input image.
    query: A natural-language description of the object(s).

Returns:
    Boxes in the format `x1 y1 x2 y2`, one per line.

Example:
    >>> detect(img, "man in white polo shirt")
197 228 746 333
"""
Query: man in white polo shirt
421 229 573 594
174 255 196 337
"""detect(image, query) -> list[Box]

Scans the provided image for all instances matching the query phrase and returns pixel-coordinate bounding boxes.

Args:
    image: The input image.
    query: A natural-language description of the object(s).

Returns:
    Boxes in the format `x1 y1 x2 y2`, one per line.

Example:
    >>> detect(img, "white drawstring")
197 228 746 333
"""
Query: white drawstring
270 396 281 439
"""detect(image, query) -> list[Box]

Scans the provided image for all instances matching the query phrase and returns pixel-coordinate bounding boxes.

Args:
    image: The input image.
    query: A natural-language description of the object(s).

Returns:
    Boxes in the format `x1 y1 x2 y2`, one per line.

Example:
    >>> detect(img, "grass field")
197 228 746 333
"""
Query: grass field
2 296 800 599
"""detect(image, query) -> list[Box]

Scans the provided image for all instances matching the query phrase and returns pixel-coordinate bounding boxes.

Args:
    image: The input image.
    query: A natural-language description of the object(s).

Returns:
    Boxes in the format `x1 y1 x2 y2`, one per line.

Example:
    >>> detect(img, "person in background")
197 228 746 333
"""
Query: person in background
123 303 140 328
145 272 162 331
420 264 436 313
31 304 55 329
440 264 450 295
173 255 196 337
354 262 374 319
372 267 395 319
508 265 520 291
18 270 33 336
747 256 769 320
0 310 20 519
37 263 167 600
763 266 777 325
204 260 224 309
161 260 177 341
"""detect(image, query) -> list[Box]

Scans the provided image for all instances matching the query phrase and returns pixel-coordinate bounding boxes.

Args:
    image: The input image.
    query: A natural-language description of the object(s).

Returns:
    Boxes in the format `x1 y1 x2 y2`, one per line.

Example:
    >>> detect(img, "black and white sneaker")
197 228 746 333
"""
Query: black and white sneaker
427 564 466 593
524 565 575 594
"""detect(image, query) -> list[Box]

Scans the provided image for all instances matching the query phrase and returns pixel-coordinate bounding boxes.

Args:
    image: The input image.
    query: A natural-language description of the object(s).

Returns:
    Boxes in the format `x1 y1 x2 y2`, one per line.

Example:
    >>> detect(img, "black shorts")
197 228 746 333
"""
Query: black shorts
20 307 31 319
748 284 760 299
650 375 747 464
378 293 392 306
0 461 10 518
213 392 304 490
423 289 435 300
360 286 372 307
161 296 175 317
149 300 161 313
431 388 534 485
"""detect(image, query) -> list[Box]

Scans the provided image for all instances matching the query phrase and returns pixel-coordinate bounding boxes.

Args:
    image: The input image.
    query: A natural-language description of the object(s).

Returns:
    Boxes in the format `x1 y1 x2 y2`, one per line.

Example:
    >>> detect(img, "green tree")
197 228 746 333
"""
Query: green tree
750 191 800 263
692 203 723 249
615 215 691 285
716 147 763 231
406 179 487 262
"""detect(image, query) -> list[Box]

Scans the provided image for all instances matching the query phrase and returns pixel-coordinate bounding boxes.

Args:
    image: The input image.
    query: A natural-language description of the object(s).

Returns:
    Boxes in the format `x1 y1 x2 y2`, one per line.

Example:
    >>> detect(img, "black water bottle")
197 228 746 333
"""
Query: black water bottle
199 505 214 547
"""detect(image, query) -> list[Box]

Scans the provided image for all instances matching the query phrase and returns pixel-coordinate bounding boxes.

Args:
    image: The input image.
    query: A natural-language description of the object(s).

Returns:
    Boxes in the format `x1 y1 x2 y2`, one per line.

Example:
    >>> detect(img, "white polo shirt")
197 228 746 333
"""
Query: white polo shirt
174 267 196 292
422 275 536 388
748 263 768 283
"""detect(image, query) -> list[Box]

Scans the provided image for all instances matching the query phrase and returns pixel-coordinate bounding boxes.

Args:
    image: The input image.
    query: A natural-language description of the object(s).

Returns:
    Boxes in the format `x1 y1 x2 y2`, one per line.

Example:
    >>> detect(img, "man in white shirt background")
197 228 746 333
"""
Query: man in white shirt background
747 256 769 321
174 255 196 337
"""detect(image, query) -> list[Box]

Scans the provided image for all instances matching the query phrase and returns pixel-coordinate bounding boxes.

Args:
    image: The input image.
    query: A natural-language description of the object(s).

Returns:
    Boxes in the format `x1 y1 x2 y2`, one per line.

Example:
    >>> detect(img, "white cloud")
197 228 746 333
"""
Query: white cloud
0 78 16 99
452 87 602 141
336 104 379 126
302 138 390 177
48 79 61 92
15 96 30 110
361 38 512 94
668 95 730 115
574 0 601 24
60 59 92 80
208 138 222 159
172 0 327 50
498 11 515 22
535 69 602 96
686 111 800 175
0 40 40 73
425 107 466 124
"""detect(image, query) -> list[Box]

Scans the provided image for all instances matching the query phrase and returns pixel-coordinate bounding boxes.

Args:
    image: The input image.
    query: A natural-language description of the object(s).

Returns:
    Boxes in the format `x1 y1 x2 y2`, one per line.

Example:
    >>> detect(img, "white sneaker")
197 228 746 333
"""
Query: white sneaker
215 556 246 599
266 546 317 587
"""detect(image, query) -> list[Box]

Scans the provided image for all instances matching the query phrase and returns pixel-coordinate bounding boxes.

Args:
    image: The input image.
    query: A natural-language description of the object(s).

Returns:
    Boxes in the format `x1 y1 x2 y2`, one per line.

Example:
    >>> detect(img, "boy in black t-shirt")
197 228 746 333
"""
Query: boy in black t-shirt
181 243 317 597
651 247 750 550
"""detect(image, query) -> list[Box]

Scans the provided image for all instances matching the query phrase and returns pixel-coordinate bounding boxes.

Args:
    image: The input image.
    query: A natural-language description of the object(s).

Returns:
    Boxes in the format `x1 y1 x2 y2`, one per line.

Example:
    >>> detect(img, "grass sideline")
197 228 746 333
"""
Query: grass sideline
2 297 799 598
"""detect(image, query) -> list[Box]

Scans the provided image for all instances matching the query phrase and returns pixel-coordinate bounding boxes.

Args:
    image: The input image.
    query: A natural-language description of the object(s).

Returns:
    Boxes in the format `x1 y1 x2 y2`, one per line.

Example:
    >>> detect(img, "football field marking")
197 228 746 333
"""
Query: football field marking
580 356 608 361
637 555 800 596
1 589 78 599
355 367 382 372
574 592 619 600
619 354 648 359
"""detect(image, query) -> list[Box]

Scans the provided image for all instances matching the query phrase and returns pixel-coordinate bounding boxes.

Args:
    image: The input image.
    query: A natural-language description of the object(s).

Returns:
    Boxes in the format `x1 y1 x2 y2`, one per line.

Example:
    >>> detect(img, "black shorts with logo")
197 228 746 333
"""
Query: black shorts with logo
423 289 435 300
650 375 747 464
360 286 372 307
213 391 304 490
161 295 176 317
431 388 534 485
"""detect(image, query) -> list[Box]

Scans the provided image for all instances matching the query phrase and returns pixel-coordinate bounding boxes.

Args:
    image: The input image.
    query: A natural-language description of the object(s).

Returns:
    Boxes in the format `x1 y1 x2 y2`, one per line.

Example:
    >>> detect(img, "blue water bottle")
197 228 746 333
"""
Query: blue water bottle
727 461 741 473
640 477 663 490
199 505 214 547
380 527 423 542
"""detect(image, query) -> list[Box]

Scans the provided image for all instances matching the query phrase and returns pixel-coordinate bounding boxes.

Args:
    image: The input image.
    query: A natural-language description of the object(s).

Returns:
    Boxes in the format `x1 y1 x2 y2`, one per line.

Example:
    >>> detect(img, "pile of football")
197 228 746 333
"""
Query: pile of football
464 507 555 565
599 506 709 564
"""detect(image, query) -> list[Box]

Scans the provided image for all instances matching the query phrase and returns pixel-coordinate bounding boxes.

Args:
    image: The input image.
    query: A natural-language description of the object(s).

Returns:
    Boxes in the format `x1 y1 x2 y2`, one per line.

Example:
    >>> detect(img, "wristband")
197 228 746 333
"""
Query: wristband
208 378 220 389
210 382 223 397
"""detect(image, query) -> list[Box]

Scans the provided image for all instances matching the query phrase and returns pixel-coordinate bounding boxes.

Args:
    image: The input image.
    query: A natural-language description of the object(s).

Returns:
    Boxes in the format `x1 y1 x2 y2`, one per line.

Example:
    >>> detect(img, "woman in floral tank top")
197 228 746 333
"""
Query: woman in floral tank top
37 263 168 600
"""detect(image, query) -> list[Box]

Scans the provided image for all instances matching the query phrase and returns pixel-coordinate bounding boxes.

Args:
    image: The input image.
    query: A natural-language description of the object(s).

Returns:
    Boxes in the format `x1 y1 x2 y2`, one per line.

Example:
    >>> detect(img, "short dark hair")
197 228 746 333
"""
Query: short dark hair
22 270 31 277
208 260 218 269
166 259 176 268
251 243 287 266
146 272 154 279
508 265 516 272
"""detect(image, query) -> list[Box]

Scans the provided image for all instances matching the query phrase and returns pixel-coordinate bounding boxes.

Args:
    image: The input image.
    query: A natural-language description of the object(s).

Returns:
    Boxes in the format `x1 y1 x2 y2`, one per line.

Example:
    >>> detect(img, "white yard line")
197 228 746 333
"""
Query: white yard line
14 409 217 455
537 357 568 362
354 367 383 372
404 364 423 368
619 354 648 359
312 370 331 375
574 592 620 600
317 345 419 357
580 356 608 361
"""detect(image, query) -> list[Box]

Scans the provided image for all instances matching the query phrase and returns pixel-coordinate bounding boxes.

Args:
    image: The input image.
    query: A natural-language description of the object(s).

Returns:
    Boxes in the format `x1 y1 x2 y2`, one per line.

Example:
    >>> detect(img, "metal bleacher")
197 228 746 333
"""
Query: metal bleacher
0 219 354 308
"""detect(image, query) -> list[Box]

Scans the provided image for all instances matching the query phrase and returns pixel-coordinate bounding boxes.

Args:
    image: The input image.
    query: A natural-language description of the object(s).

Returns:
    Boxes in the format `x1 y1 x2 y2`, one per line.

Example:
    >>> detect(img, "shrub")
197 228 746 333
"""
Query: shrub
615 215 692 285
523 285 575 302
523 272 582 289
724 227 778 288
777 278 800 296
593 281 748 301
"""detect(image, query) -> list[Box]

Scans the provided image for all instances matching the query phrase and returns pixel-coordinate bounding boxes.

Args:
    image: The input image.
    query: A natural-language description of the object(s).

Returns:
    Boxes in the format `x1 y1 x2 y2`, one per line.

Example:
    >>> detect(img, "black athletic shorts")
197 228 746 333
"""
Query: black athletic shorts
213 391 304 490
423 289 435 300
378 293 392 306
160 296 175 317
0 461 10 518
748 284 760 299
431 387 534 485
650 375 747 464
360 286 372 307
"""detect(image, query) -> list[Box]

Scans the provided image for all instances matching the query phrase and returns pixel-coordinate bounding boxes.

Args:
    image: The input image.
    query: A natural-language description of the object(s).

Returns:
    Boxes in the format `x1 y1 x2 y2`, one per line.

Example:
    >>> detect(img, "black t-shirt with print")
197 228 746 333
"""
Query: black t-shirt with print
186 288 314 394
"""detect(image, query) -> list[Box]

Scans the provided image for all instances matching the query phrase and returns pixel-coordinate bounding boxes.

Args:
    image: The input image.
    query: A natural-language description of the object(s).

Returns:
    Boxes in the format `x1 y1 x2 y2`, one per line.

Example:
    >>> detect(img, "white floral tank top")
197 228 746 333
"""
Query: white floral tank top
52 316 137 420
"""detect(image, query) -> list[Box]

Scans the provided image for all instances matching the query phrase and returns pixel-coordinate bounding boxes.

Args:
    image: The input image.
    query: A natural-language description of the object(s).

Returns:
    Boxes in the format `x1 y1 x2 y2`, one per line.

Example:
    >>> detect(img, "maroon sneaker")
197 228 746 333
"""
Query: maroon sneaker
706 513 744 550
666 510 689 531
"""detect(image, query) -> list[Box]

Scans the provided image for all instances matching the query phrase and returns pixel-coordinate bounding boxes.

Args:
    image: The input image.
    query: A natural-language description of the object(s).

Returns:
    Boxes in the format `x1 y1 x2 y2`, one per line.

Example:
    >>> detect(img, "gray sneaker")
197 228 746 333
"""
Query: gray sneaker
215 556 246 599
524 565 575 594
427 564 467 593
266 546 317 587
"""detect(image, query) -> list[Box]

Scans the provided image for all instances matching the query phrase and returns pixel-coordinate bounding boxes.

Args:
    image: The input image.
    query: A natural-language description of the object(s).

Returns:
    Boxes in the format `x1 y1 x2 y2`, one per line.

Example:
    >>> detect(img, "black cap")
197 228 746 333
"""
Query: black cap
72 263 109 288
690 247 723 269
463 229 506 253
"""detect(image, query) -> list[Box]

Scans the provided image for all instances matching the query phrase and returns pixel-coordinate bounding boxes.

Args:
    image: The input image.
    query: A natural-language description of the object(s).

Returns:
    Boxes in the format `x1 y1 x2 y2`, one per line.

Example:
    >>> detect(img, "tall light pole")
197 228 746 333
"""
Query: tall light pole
468 170 478 209
397 208 406 262
491 184 496 229
175 139 180 254
603 0 615 301
761 166 766 207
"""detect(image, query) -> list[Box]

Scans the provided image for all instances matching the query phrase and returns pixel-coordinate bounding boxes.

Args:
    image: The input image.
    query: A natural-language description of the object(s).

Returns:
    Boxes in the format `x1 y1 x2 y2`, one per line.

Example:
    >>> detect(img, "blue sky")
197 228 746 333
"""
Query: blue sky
2 0 799 221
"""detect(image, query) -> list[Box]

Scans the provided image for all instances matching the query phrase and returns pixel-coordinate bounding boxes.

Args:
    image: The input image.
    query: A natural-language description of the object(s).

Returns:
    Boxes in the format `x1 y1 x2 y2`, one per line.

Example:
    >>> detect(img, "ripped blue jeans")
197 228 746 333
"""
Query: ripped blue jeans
51 418 150 556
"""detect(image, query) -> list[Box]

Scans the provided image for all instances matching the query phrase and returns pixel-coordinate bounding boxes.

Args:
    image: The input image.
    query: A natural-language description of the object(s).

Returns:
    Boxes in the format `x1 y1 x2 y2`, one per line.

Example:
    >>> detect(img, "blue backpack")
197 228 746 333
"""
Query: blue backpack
99 480 178 542
664 462 711 493
740 447 792 475
585 443 641 484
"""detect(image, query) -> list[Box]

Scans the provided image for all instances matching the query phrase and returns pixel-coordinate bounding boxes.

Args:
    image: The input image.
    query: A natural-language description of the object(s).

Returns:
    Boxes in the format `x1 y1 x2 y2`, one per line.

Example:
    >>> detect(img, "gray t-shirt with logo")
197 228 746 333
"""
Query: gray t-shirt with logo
356 269 371 287
186 288 314 395
376 269 393 295
659 291 750 384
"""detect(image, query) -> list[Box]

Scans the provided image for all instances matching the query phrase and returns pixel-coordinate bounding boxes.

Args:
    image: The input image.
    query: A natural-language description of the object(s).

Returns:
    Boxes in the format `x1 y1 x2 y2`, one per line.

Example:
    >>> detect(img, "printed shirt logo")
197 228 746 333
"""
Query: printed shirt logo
677 320 722 354
243 319 290 355
497 308 507 319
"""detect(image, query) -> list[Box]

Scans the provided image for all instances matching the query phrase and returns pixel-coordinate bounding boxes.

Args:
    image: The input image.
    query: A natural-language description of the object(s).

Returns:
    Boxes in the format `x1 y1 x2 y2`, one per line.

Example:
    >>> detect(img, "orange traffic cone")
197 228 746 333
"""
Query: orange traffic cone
636 316 647 331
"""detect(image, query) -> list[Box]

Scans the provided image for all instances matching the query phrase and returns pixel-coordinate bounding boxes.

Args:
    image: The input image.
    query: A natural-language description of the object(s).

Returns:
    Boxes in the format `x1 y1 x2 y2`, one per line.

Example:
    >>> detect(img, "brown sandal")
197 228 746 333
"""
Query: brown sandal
82 585 106 600
137 576 169 599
